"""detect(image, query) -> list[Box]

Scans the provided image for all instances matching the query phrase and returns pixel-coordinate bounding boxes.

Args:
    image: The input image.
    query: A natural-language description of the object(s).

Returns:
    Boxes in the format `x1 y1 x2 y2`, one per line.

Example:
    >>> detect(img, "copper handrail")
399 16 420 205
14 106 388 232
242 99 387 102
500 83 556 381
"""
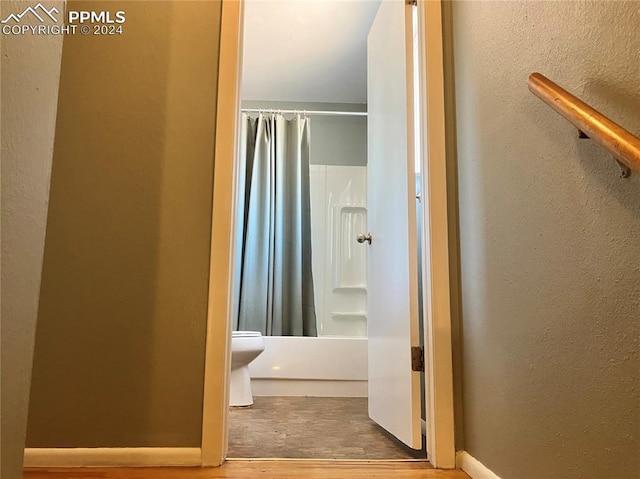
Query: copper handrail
528 72 640 177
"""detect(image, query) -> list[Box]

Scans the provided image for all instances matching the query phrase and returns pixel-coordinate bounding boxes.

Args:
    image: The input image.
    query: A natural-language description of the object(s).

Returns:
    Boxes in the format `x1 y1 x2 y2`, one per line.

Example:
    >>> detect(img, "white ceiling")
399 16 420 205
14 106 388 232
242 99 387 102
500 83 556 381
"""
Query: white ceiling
241 0 381 104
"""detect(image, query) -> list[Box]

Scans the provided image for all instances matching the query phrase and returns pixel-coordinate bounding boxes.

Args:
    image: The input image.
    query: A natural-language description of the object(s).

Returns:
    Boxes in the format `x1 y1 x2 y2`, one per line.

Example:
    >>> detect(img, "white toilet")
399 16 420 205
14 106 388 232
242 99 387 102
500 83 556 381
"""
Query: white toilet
230 331 265 406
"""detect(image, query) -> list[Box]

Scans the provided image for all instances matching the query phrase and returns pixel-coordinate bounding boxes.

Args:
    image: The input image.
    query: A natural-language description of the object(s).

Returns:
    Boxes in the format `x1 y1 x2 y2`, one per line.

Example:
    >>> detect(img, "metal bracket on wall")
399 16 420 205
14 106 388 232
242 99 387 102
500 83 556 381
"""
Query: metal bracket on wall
578 129 590 139
616 160 632 178
579 129 631 178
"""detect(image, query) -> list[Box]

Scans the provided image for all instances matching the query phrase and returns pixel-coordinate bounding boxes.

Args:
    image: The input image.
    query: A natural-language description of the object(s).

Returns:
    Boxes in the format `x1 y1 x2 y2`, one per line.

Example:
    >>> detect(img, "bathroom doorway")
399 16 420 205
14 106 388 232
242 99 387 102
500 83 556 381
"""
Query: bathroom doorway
203 2 456 464
225 0 423 460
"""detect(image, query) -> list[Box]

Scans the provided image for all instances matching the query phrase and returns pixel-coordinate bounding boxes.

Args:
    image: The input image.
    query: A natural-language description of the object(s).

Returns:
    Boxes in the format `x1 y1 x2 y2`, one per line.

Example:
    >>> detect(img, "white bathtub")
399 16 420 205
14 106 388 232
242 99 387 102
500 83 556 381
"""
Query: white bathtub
248 336 368 397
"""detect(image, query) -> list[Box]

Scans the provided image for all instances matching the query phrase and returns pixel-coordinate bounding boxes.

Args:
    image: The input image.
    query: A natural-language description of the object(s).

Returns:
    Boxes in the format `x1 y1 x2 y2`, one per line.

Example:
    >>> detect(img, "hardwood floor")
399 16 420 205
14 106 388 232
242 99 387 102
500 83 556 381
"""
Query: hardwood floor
25 399 470 478
24 461 471 478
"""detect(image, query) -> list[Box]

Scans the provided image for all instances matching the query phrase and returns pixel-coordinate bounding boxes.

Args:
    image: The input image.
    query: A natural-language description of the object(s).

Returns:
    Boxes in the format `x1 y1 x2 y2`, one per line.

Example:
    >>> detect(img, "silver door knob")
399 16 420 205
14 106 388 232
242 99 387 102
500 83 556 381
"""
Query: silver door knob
356 233 372 244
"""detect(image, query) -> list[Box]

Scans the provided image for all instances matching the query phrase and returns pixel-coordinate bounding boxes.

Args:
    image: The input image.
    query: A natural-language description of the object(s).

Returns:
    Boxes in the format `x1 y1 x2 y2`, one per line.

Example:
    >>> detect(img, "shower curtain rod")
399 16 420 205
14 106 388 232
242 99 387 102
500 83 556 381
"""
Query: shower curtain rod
241 108 367 117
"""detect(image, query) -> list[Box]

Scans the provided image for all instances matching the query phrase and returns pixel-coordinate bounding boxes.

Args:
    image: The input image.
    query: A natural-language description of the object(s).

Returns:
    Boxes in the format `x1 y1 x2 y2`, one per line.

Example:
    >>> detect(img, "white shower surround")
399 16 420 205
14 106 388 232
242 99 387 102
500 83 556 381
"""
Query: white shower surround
310 165 368 338
249 165 369 397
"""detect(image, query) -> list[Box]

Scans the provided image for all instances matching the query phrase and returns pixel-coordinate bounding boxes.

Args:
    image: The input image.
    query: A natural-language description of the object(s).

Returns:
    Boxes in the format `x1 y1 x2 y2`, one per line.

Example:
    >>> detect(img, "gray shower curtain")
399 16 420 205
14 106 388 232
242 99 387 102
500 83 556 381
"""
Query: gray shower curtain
235 113 317 336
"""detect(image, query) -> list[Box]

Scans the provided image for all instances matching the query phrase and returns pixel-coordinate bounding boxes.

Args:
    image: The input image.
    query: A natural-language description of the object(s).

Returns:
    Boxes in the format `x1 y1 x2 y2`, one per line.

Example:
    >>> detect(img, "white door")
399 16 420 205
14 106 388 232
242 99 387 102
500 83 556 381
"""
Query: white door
365 0 421 449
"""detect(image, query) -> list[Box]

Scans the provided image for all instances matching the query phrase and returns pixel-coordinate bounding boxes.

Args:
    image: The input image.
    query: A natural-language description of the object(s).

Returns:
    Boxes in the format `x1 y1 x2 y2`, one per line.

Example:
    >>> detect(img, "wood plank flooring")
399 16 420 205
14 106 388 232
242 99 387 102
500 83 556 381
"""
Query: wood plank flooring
228 397 424 459
24 462 472 478
24 398 471 478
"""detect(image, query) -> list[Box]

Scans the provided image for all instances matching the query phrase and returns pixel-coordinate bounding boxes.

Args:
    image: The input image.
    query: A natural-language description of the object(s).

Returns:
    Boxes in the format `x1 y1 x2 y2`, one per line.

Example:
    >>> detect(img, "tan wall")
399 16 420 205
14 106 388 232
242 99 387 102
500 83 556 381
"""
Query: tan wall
1 1 64 474
452 1 640 478
26 0 221 447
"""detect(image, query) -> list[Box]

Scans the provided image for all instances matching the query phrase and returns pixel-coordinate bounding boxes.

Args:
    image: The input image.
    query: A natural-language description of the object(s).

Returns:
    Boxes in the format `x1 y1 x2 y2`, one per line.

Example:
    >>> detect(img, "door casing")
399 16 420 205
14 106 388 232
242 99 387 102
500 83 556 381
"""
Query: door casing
200 0 456 468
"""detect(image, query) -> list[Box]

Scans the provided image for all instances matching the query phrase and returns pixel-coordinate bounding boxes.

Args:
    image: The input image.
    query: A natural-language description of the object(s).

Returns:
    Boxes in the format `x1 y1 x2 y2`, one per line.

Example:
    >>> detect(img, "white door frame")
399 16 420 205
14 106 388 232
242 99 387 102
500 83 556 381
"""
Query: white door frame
200 0 455 468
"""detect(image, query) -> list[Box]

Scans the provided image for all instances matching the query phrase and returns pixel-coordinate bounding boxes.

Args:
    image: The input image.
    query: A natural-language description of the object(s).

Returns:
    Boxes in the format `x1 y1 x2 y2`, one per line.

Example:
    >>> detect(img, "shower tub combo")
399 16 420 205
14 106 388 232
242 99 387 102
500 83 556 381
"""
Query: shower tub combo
248 165 368 397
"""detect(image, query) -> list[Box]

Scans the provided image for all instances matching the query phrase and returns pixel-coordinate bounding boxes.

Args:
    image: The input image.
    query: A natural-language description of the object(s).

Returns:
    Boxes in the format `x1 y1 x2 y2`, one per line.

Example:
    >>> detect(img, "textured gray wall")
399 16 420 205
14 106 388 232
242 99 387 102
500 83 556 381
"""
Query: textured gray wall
241 101 367 166
1 1 64 475
26 0 221 447
453 2 640 478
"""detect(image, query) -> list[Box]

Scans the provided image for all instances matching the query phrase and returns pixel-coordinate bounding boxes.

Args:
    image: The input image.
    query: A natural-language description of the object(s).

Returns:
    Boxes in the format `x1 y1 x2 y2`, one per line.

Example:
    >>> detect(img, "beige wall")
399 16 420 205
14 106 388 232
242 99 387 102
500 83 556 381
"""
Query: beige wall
452 1 639 478
26 0 221 447
1 1 64 474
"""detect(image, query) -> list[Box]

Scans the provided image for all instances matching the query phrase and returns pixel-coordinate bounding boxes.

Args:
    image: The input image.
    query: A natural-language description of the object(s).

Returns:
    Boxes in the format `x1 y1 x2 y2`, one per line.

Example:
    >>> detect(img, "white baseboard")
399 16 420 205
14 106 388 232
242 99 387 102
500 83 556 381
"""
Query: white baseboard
456 451 502 479
24 448 201 467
